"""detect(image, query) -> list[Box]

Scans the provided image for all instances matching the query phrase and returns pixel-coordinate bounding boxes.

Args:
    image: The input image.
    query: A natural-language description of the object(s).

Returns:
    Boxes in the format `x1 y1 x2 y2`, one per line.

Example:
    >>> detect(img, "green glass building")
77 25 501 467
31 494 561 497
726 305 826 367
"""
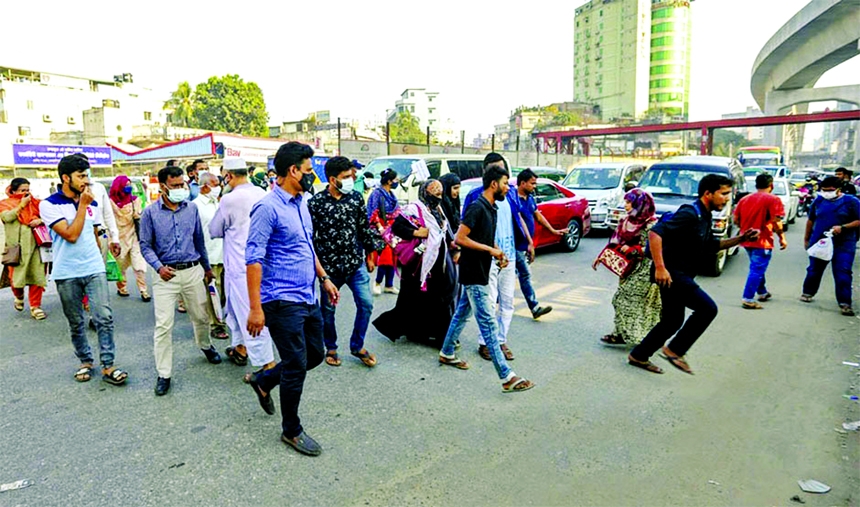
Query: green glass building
648 0 693 119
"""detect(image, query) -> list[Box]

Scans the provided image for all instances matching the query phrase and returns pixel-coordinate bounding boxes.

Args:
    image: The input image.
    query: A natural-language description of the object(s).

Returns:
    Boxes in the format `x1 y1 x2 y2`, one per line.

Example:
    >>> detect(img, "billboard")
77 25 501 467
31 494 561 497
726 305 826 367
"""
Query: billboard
13 144 112 167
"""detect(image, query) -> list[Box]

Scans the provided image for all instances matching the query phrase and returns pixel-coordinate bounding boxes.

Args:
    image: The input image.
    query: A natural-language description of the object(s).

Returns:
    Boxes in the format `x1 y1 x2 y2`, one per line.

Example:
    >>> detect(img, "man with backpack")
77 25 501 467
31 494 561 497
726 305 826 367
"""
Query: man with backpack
627 174 759 375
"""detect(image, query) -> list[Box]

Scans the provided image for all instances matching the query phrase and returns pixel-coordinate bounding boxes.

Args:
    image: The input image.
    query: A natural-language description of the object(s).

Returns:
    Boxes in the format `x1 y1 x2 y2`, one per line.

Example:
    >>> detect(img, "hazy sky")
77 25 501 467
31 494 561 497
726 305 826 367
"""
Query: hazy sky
4 0 858 136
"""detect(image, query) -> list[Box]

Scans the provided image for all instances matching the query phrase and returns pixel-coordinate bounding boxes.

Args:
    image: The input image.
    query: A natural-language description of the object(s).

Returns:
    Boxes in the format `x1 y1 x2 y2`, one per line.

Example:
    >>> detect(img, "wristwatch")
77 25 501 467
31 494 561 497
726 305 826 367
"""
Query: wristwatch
319 275 331 283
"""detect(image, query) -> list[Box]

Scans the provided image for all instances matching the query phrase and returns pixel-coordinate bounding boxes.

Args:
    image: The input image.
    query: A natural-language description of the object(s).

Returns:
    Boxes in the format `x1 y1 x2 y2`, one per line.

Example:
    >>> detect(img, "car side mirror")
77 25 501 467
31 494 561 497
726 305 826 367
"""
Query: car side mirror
625 181 638 191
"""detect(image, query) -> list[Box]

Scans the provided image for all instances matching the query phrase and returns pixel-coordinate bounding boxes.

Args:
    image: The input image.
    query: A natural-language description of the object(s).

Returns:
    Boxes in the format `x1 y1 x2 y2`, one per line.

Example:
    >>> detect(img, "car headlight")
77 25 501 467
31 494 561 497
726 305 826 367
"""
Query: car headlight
712 218 728 233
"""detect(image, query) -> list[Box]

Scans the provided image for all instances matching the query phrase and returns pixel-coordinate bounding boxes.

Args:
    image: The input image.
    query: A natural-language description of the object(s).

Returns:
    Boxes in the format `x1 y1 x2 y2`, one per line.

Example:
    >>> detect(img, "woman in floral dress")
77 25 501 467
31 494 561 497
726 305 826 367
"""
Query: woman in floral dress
593 189 661 347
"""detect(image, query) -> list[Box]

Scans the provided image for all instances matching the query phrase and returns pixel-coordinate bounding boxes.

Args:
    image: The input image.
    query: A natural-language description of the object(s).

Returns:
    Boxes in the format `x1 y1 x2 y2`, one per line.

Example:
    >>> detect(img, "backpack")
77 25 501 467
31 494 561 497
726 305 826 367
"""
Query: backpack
644 201 702 258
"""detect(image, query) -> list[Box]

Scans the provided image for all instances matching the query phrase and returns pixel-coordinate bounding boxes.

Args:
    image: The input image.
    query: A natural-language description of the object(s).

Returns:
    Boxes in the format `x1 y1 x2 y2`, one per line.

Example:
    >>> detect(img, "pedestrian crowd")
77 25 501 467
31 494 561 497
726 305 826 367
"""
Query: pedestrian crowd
1 145 858 456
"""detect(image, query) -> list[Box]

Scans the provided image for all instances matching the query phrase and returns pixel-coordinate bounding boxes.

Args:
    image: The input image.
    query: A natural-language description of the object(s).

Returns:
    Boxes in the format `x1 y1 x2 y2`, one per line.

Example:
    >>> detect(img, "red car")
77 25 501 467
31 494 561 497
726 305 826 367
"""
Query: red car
459 178 591 252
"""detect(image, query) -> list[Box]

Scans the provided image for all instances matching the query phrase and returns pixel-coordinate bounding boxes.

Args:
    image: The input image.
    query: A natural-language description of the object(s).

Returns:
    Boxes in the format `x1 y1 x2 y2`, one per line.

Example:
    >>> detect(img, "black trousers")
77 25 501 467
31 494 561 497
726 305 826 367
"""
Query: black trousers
630 272 718 361
257 301 325 438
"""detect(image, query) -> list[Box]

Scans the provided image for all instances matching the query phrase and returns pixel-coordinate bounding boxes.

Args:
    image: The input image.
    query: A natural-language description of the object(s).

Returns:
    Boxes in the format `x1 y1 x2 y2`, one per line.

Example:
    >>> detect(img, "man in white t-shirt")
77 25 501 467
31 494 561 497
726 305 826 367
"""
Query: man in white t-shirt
39 154 128 386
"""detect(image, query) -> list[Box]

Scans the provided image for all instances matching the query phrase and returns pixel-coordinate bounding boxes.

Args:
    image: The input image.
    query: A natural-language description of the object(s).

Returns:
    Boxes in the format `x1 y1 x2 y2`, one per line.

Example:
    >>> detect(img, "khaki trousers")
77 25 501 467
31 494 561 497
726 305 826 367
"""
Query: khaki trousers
205 264 228 334
152 264 211 378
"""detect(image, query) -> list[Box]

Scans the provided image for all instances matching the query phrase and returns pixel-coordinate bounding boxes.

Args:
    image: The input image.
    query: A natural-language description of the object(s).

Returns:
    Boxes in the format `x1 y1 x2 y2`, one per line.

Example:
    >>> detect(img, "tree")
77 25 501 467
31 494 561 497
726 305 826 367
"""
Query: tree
712 129 753 158
389 110 427 144
165 81 194 127
548 111 583 127
190 75 269 136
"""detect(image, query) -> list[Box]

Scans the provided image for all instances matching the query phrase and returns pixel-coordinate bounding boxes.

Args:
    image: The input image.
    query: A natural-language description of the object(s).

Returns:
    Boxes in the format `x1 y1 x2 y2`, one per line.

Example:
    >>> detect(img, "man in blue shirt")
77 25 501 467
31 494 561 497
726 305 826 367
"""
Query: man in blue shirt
40 154 128 386
801 176 860 316
246 141 340 457
512 168 568 319
140 165 221 396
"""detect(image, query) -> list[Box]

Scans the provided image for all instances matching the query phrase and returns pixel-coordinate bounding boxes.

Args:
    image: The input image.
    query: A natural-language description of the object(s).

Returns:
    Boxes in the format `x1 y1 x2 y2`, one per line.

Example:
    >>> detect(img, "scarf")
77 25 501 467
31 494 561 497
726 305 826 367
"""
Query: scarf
610 188 656 247
0 186 41 225
368 186 399 222
109 174 136 208
439 173 461 229
402 180 447 291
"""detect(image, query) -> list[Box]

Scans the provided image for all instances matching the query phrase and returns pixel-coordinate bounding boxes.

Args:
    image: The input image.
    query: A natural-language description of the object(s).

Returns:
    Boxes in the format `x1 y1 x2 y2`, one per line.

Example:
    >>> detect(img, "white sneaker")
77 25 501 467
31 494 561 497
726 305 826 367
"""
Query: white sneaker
372 283 382 296
384 286 399 295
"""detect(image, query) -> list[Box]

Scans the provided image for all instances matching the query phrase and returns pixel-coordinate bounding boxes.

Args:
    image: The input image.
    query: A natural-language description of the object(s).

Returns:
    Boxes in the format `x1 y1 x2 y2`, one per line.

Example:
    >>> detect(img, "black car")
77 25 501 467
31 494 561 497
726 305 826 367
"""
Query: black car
607 156 747 276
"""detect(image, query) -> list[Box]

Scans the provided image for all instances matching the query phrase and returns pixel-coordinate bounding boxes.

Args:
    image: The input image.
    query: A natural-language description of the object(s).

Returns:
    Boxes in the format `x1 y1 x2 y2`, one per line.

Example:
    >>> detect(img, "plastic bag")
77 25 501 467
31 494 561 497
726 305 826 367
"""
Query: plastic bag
807 231 833 262
105 252 124 282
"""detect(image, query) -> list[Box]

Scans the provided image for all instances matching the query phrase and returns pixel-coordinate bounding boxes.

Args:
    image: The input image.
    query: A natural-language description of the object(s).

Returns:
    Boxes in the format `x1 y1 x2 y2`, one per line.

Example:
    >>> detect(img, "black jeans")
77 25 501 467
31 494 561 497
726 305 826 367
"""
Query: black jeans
257 301 325 439
630 272 718 361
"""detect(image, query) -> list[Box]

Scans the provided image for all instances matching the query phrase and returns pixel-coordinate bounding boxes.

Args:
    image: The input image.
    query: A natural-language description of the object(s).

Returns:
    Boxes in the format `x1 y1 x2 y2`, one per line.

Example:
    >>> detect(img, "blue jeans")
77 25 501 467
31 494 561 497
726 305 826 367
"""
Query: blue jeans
742 248 772 302
55 273 116 368
321 265 373 353
375 265 395 287
802 243 856 307
515 250 539 311
440 284 512 380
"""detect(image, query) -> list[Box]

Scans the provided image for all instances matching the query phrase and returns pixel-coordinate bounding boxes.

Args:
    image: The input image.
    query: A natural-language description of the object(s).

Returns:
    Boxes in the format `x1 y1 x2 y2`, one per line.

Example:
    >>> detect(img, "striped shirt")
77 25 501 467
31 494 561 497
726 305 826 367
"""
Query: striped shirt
246 185 317 305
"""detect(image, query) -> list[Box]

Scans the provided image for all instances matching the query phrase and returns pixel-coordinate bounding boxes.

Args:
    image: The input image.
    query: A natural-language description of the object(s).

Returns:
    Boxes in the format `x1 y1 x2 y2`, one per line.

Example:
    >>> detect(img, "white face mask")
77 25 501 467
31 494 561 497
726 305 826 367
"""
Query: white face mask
167 187 190 203
209 185 222 198
820 190 838 200
338 177 355 194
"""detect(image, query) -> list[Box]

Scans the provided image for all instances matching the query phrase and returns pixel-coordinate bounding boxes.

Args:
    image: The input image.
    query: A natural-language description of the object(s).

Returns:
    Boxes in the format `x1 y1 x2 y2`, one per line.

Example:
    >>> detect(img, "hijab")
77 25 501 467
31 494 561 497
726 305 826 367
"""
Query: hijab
367 184 400 221
403 179 447 291
109 174 136 208
610 188 656 247
0 184 41 225
439 173 461 229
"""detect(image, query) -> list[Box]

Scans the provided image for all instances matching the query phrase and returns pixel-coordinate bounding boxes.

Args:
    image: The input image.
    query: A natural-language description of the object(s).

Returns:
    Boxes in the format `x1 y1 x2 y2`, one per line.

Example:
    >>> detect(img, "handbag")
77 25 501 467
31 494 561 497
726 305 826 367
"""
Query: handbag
2 226 22 266
390 207 426 272
33 224 52 247
596 244 641 278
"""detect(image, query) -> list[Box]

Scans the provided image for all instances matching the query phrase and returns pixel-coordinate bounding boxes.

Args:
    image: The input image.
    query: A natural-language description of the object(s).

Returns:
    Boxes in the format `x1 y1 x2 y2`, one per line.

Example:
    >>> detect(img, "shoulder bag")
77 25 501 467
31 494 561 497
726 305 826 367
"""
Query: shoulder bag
2 225 22 267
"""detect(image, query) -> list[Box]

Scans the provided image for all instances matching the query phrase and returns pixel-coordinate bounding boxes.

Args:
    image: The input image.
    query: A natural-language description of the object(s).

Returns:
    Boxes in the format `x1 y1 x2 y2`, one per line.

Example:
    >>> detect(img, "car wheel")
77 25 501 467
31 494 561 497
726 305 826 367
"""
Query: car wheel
703 250 728 277
562 219 582 252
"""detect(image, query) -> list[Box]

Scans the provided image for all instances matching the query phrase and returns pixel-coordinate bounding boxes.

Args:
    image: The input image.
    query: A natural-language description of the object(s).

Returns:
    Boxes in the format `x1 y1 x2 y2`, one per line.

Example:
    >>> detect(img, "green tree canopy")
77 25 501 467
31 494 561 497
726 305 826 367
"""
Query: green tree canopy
165 75 269 136
712 129 753 157
389 110 427 144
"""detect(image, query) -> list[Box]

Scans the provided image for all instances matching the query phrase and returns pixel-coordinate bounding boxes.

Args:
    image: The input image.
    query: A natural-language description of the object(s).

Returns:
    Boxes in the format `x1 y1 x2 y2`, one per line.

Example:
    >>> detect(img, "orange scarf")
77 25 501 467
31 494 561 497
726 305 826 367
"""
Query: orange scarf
0 186 41 225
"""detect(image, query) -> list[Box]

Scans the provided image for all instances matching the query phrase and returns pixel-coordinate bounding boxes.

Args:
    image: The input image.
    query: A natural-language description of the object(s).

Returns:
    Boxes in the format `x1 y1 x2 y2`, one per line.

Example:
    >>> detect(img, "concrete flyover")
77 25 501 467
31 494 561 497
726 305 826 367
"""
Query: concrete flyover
751 0 860 115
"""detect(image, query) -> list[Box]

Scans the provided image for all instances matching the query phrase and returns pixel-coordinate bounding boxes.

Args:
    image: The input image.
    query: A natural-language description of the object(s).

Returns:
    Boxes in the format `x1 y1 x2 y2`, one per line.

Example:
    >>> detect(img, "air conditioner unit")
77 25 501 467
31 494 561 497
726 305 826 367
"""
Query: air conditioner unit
42 114 52 123
67 116 76 125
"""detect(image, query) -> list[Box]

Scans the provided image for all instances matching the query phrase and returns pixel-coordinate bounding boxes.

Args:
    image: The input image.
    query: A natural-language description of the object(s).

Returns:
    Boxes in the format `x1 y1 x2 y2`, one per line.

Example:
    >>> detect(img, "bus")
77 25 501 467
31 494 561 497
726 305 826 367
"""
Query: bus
737 146 783 167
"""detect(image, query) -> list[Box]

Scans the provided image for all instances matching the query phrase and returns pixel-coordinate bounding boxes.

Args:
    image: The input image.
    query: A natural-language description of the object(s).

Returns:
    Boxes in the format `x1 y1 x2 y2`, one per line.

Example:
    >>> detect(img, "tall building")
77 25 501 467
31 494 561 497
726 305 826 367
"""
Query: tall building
386 88 459 144
573 0 693 121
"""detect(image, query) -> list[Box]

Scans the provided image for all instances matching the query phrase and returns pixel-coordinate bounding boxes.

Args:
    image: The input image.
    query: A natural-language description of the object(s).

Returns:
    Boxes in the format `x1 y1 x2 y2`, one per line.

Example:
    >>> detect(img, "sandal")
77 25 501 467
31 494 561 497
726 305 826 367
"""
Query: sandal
225 347 248 366
600 334 627 347
659 347 694 375
140 291 152 302
477 345 491 361
74 365 94 382
799 294 813 303
502 376 535 393
841 305 856 317
30 307 46 320
351 349 377 368
325 350 342 367
627 355 664 374
500 344 515 361
177 301 186 313
116 289 130 298
14 298 24 312
438 354 469 370
102 367 128 386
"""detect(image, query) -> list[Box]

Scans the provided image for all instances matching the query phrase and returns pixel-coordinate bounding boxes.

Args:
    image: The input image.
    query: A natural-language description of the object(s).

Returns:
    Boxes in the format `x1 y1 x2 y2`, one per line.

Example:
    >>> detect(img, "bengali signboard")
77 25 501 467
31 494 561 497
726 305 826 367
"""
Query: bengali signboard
13 144 112 167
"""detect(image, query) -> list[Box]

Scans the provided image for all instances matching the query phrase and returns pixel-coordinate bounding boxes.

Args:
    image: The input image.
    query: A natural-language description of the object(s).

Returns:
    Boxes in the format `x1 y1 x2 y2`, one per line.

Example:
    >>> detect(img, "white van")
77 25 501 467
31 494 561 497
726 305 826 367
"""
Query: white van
362 154 500 203
560 162 647 230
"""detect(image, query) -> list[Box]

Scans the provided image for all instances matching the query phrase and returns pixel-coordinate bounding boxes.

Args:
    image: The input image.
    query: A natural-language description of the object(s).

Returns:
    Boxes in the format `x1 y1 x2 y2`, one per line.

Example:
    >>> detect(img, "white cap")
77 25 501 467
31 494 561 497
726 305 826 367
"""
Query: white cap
222 157 247 171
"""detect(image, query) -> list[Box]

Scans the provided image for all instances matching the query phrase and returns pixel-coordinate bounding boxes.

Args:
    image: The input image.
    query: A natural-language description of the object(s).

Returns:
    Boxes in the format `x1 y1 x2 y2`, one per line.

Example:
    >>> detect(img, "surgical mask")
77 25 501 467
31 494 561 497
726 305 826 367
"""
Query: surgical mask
123 186 133 194
820 190 838 200
167 187 189 203
209 185 222 198
338 177 355 194
297 172 315 192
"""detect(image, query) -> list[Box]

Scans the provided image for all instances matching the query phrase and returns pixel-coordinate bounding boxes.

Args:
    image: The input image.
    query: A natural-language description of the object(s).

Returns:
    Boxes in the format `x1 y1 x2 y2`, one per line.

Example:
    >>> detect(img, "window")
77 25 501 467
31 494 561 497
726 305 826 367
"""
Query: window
653 22 674 33
410 92 414 97
428 107 435 114
410 106 415 113
651 36 674 47
26 100 34 110
18 126 30 136
650 65 682 76
599 9 603 16
534 184 561 203
653 7 674 19
651 50 679 62
143 111 152 121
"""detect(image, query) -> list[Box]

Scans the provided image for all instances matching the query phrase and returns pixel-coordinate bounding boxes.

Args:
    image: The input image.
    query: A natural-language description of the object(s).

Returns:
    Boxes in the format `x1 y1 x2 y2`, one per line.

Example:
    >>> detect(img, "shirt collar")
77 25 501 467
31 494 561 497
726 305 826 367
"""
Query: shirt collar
156 198 188 211
273 185 303 205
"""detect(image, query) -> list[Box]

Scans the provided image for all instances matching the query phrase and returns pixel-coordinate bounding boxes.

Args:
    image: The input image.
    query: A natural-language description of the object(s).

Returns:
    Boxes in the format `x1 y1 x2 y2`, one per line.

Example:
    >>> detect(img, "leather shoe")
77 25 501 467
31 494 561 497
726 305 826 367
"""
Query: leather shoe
249 373 275 415
154 377 171 396
281 431 322 456
532 306 553 319
202 346 222 364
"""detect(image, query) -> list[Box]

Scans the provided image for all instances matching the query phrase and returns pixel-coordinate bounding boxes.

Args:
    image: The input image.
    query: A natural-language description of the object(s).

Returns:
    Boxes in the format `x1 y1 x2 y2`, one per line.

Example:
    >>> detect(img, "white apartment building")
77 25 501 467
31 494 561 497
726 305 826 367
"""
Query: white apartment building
386 88 459 144
0 66 167 166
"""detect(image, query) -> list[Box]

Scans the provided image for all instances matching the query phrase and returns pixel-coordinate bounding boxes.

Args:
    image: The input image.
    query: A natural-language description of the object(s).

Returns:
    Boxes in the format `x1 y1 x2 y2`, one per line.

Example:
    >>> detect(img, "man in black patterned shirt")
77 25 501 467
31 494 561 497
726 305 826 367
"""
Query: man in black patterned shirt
308 157 384 368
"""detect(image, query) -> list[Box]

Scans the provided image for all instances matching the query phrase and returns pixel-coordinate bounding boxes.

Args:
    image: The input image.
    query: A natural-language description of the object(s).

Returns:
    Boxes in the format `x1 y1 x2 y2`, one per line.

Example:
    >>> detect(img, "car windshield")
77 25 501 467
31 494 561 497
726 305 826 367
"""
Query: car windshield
639 167 721 197
364 158 417 179
739 154 779 167
772 180 787 196
563 167 623 190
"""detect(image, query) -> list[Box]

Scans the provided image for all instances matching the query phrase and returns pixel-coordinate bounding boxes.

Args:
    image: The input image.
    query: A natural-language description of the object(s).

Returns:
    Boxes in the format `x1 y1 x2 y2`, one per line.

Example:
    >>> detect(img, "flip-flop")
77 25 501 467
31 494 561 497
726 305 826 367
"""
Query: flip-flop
102 368 128 386
659 350 694 375
438 355 469 370
627 356 664 374
325 351 342 367
74 366 93 382
351 349 377 368
502 376 535 393
601 334 628 348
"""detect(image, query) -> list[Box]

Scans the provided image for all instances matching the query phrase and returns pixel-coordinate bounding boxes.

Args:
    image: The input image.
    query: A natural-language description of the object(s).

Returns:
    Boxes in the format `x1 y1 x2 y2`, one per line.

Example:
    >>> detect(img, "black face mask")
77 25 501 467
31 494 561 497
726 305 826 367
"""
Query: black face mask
297 172 315 192
425 194 442 208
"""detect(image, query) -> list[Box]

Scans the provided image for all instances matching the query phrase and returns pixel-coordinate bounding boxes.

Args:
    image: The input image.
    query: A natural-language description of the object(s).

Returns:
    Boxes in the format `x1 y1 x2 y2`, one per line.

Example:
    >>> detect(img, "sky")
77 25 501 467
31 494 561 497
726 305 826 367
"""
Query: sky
4 0 858 137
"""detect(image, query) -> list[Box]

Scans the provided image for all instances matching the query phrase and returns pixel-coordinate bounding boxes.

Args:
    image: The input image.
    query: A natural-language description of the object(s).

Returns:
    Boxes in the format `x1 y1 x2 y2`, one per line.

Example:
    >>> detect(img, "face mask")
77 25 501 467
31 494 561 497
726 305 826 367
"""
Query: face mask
123 186 133 195
425 194 442 208
269 177 276 184
167 187 189 203
338 177 355 194
820 190 838 200
209 185 222 198
390 181 400 190
296 172 315 192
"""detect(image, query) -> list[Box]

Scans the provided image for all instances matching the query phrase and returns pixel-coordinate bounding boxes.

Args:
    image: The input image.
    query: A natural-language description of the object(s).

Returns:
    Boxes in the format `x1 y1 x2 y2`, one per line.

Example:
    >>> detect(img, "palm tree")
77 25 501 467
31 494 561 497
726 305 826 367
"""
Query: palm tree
164 81 194 127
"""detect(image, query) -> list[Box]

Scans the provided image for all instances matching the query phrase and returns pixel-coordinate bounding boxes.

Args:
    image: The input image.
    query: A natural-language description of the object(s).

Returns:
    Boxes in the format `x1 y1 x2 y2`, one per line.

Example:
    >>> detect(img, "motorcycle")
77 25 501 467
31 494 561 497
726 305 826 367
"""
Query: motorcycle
796 184 815 217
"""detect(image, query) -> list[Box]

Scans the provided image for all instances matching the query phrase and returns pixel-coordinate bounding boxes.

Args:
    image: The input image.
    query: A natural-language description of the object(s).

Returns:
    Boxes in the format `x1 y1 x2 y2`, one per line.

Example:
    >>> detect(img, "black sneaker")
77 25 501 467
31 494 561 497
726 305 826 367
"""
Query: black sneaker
202 346 222 364
532 306 553 319
249 373 276 415
154 377 171 396
281 431 322 456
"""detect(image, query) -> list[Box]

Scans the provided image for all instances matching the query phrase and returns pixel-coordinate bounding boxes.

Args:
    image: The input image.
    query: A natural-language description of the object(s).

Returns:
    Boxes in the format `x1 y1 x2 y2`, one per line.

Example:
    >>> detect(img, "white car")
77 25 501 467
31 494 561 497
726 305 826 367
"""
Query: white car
560 162 647 230
744 176 798 230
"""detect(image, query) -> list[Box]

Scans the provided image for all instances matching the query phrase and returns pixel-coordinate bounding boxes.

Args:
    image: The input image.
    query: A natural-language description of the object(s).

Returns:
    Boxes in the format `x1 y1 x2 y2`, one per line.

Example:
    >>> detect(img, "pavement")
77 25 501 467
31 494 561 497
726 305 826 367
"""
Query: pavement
1 217 858 507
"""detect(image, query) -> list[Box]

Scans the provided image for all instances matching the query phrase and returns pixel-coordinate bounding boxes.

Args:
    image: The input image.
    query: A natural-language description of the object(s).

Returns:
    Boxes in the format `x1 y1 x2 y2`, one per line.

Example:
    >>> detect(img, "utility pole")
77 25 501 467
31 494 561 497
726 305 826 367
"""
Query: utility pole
460 130 465 154
426 126 431 153
386 122 390 155
337 117 341 156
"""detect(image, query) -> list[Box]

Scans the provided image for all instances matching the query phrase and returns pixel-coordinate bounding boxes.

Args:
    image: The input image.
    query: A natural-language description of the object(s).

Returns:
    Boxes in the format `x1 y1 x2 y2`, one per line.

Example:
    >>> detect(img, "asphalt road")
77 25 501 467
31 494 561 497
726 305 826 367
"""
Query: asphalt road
1 218 858 507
